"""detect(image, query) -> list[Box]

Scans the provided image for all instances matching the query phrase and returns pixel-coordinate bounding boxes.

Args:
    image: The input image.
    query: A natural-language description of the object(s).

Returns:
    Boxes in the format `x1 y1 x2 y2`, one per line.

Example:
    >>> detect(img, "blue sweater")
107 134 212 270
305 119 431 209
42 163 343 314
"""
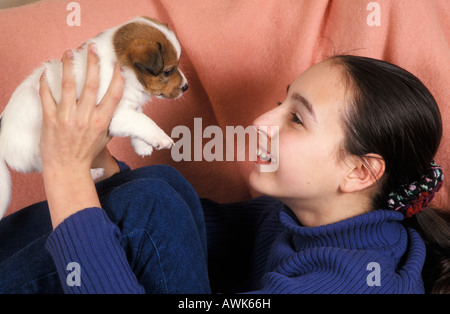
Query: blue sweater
46 197 426 294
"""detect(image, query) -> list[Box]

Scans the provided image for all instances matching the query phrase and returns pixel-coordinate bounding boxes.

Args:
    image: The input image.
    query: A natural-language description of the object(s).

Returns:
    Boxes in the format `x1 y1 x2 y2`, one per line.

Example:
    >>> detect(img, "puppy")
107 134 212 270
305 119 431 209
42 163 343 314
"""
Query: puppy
0 17 188 218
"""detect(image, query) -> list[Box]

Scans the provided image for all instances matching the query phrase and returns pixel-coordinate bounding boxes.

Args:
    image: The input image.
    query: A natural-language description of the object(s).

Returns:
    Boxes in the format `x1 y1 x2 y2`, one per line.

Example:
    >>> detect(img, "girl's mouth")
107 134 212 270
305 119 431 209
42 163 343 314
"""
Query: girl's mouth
256 148 273 165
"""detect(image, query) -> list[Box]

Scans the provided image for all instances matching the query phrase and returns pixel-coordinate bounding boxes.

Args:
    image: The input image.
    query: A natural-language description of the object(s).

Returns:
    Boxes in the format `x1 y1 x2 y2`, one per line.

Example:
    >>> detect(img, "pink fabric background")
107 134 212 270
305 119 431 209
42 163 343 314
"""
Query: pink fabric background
1 0 449 216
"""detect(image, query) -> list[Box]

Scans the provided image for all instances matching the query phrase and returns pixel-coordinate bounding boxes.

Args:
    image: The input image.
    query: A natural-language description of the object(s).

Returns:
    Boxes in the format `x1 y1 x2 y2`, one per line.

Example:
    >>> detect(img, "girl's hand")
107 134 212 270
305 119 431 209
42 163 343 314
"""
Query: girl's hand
39 44 124 228
40 44 124 176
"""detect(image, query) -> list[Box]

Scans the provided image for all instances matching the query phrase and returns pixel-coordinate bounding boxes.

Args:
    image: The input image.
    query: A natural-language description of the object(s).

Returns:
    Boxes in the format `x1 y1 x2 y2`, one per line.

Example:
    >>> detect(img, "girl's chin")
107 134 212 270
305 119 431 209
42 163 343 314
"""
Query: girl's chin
249 168 273 195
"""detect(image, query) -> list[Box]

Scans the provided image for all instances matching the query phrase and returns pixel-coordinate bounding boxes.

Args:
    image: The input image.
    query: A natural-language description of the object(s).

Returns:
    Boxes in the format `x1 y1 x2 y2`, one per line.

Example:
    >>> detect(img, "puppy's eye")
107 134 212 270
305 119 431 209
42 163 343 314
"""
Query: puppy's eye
163 68 174 77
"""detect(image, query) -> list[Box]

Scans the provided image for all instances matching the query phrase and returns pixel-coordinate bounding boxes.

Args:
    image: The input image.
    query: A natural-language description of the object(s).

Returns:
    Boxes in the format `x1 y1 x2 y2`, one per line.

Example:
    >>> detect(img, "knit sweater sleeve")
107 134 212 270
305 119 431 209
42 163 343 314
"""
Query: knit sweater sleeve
45 207 145 294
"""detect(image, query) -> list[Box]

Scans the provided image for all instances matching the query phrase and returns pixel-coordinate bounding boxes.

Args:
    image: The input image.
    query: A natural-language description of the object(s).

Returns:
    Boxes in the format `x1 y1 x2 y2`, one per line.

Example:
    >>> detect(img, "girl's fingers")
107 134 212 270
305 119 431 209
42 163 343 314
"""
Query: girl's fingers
78 43 101 113
98 63 124 121
59 50 77 113
39 71 56 119
40 44 123 135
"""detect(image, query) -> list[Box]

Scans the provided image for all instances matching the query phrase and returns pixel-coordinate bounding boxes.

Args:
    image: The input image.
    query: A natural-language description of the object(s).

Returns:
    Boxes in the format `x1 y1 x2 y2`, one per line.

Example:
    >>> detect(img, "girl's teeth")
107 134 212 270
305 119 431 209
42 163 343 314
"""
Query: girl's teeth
257 149 271 161
260 154 270 161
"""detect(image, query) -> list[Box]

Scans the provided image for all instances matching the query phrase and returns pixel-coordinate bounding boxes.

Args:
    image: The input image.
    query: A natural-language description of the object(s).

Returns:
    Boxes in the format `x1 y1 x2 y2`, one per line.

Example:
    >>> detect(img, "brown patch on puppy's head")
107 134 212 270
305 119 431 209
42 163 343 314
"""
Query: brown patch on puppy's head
114 19 188 99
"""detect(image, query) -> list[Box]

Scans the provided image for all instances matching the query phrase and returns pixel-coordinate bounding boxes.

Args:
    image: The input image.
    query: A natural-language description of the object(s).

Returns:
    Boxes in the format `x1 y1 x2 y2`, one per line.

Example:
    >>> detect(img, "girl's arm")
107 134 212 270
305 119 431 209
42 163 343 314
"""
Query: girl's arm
40 45 144 293
39 45 122 229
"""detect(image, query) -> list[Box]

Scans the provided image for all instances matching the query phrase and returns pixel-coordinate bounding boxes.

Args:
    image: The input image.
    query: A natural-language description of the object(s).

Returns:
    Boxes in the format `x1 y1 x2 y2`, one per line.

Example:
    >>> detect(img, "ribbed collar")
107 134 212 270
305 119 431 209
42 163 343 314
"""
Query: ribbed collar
279 207 407 252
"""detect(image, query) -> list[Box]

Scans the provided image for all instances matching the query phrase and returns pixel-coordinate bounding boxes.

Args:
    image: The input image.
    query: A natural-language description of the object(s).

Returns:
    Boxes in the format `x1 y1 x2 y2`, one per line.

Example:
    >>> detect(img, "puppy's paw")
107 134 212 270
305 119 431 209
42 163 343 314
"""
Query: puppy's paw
91 168 105 181
154 133 174 150
132 137 154 157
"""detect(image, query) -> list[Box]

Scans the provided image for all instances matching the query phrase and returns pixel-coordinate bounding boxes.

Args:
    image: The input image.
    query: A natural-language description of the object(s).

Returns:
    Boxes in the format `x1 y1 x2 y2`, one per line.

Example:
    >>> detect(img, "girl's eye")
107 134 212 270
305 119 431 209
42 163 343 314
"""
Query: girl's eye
277 102 282 106
291 112 303 125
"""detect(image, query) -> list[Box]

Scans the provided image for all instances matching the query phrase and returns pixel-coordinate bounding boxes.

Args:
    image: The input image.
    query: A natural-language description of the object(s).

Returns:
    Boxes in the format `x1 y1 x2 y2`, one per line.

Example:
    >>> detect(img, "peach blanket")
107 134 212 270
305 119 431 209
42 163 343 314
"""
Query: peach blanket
1 0 449 216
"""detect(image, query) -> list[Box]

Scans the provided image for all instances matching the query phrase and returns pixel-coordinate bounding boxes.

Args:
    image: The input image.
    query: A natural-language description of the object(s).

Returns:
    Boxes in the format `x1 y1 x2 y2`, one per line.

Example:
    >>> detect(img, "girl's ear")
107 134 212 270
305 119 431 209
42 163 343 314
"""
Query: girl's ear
340 154 385 193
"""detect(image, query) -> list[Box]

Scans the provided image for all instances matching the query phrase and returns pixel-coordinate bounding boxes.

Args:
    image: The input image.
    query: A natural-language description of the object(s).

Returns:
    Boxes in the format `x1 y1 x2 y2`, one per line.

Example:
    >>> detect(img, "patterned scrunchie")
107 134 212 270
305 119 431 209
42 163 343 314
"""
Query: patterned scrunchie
386 161 444 218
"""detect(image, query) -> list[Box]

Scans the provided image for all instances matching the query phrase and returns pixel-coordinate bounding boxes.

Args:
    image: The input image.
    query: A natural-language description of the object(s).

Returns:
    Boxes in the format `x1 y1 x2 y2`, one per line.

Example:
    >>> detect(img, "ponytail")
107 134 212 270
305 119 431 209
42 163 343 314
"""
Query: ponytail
406 208 450 293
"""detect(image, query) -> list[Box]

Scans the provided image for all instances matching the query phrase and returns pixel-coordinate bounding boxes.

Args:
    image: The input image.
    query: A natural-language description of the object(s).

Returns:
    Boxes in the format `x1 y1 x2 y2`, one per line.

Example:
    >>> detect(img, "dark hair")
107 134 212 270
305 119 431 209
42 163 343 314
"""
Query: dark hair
331 55 449 294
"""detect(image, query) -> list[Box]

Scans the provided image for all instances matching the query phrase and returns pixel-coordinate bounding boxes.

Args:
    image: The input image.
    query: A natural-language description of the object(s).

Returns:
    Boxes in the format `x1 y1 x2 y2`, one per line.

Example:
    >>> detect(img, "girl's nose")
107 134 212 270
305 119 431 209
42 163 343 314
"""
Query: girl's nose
253 106 282 139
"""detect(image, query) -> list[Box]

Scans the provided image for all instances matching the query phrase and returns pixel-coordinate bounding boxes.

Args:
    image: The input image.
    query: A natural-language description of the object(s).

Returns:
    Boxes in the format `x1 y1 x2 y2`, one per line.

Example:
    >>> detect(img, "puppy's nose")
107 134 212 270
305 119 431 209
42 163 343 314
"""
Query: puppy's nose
181 84 189 93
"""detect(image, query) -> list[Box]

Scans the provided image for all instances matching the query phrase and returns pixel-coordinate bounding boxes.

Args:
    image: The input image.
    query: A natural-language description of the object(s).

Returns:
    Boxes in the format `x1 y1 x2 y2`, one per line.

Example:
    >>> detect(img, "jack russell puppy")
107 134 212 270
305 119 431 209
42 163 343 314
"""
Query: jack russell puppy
0 17 188 219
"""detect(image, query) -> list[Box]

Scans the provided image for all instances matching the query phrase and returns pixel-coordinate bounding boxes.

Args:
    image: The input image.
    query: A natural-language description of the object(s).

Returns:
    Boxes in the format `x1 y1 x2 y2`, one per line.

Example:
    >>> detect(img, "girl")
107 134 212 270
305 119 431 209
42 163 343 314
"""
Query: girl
0 49 448 294
205 55 449 294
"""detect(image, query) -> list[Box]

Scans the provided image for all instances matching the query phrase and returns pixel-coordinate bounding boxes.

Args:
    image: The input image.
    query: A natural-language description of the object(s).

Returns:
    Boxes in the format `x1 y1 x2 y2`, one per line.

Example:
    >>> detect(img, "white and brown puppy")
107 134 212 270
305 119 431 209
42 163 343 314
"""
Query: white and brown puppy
0 17 188 218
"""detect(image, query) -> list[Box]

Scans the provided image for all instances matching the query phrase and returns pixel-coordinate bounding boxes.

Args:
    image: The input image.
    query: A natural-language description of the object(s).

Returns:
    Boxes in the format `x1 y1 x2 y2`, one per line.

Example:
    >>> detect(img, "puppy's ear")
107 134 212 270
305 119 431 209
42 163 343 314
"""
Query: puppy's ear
131 41 164 76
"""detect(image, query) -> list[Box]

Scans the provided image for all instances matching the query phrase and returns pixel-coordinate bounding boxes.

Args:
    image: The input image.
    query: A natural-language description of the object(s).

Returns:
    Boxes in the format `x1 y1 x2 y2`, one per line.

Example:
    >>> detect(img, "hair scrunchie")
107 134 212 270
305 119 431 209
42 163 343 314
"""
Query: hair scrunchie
386 161 444 218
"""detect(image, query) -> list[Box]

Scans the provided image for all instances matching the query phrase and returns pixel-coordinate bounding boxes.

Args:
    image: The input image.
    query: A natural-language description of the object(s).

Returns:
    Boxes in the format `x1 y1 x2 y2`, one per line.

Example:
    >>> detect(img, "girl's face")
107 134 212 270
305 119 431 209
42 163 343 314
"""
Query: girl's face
250 60 352 214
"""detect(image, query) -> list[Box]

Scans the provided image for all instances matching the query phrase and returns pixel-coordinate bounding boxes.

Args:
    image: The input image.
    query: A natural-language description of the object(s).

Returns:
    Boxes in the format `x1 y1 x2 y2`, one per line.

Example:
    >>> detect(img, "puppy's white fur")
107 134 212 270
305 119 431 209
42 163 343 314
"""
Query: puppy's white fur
0 17 187 218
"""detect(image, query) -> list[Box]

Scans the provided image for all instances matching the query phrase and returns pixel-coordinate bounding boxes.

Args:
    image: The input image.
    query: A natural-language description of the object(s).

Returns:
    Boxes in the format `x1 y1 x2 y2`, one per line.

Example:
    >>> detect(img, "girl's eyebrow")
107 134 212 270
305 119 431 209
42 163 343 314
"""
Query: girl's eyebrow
291 92 317 122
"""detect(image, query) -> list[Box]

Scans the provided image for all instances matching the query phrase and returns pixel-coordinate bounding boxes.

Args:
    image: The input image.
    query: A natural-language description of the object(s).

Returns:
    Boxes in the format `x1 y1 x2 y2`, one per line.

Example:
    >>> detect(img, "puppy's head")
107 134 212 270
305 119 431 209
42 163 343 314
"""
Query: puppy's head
114 17 188 99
